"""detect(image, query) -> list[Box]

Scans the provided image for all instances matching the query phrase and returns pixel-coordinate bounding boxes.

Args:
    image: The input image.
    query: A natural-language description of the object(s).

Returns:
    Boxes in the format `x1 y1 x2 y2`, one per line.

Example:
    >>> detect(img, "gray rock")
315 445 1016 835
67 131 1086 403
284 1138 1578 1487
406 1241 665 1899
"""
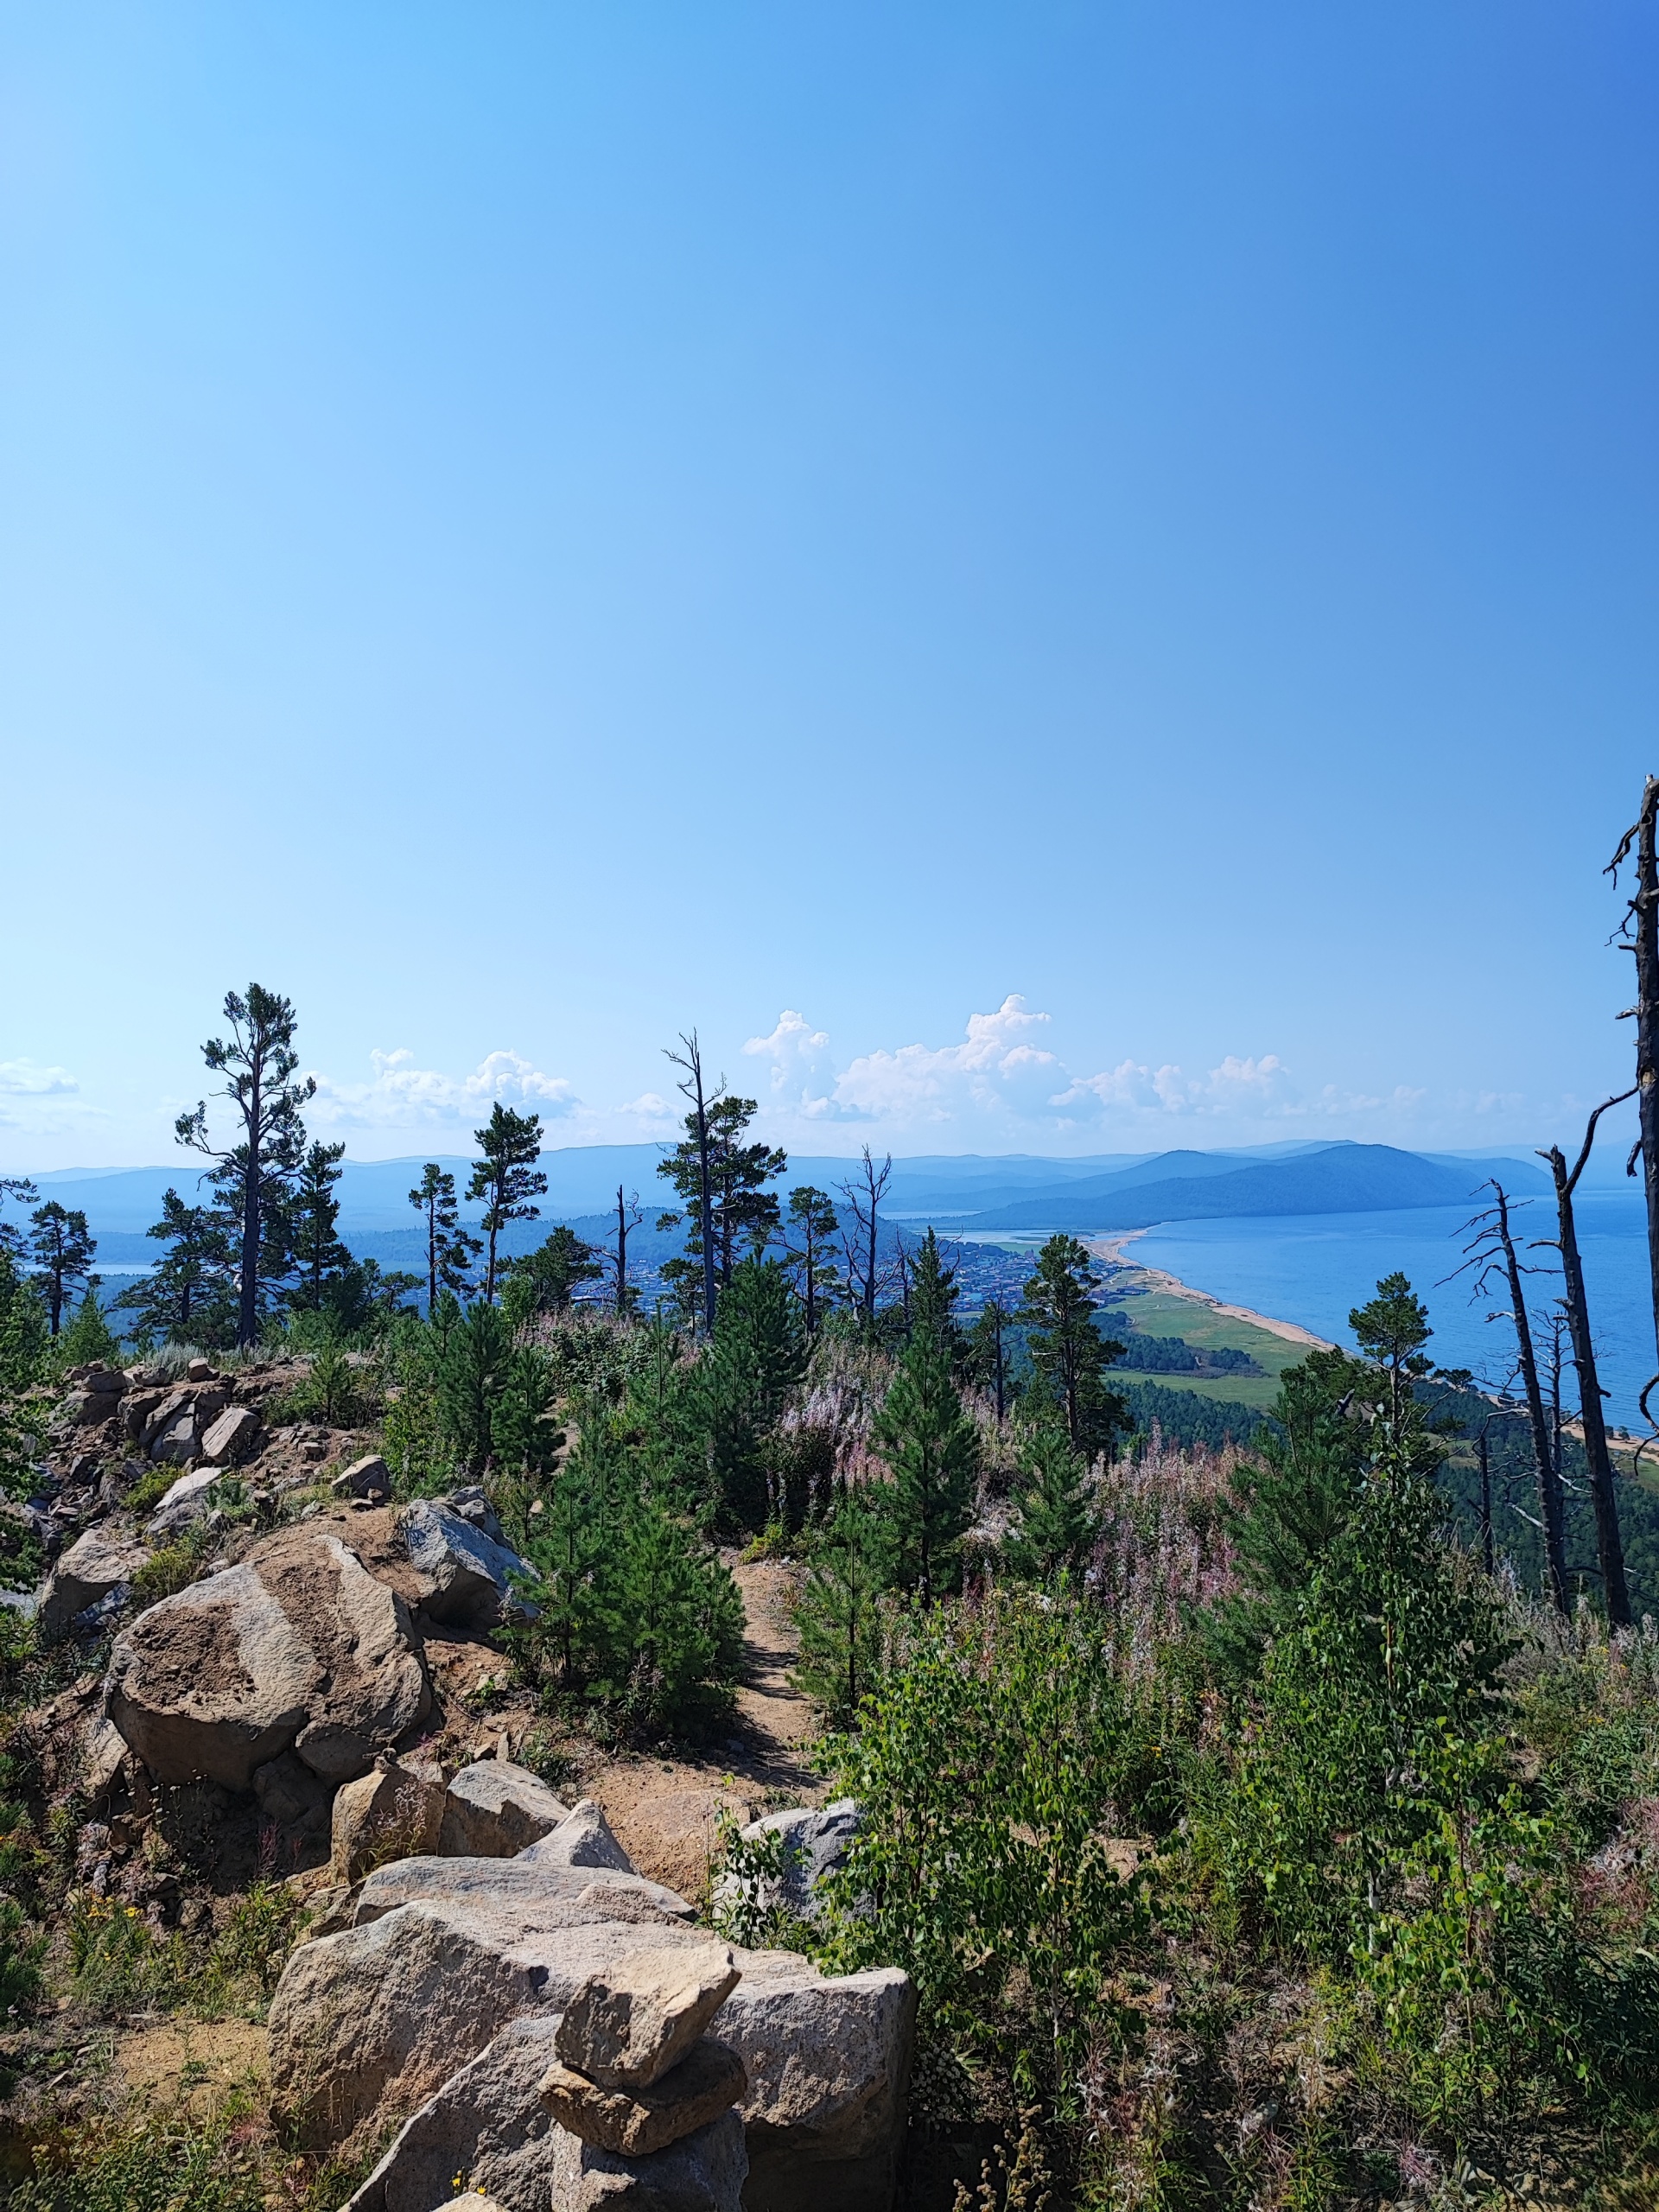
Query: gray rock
84 1364 126 1396
353 1853 694 1928
333 1452 391 1499
149 1410 203 1469
38 1528 149 1637
517 1796 633 1873
401 1500 532 1629
333 1758 447 1882
145 1468 217 1537
554 1942 738 2090
107 1525 429 1789
540 2037 747 2157
267 1864 914 2208
200 1405 261 1467
713 1799 862 1926
447 1484 505 1541
340 2012 745 2212
253 1749 333 1839
440 1759 571 1858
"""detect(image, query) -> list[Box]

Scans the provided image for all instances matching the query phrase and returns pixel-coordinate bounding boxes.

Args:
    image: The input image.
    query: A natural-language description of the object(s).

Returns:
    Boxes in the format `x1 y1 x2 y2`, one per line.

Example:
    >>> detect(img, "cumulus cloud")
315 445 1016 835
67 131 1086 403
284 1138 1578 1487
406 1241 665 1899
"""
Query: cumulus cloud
615 1090 678 1129
741 1001 1427 1141
309 1048 581 1130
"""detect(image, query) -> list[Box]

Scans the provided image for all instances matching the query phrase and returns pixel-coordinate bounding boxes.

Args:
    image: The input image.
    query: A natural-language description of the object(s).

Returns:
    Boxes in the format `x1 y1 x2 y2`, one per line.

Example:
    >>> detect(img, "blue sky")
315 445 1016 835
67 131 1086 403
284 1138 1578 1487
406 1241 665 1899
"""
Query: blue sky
2 2 1655 1170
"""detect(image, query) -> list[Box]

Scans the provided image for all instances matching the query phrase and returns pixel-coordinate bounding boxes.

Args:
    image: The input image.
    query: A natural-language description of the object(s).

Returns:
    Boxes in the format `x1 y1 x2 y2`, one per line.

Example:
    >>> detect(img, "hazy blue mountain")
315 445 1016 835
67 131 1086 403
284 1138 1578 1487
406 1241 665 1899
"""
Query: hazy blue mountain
967 1142 1550 1231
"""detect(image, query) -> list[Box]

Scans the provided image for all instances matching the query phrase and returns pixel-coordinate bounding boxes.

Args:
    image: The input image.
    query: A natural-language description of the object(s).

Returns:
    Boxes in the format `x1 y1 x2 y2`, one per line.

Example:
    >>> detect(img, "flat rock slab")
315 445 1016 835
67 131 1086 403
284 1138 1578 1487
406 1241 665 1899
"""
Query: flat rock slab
353 1854 693 1928
554 1942 738 2091
201 1405 261 1467
441 1759 570 1858
107 1526 429 1789
39 1529 149 1637
540 2037 747 2157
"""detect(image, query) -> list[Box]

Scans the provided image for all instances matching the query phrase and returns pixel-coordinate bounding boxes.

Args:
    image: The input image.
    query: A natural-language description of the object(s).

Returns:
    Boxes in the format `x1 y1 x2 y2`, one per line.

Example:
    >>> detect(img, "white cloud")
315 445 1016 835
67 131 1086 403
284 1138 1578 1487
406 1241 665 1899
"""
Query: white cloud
615 1090 678 1129
0 1059 78 1096
309 1048 582 1130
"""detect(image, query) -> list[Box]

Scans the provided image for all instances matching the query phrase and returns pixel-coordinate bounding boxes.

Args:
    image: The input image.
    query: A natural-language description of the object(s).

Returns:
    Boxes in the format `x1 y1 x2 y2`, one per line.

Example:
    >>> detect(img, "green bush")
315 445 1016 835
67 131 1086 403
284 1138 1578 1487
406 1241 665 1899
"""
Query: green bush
9 2102 265 2212
65 1893 188 2015
200 1880 308 2011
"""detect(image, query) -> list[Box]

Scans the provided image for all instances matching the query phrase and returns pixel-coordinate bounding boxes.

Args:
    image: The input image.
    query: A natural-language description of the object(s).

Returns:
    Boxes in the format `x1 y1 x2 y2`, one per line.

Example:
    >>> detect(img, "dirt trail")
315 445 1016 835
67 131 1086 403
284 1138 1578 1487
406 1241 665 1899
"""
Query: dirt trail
728 1554 819 1792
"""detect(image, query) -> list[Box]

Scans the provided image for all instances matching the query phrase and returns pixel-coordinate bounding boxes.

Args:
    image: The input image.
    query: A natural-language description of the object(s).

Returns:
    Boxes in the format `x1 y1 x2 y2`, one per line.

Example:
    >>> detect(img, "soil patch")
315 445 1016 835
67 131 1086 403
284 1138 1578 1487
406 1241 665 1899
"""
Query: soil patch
111 2017 267 2112
128 1599 252 1707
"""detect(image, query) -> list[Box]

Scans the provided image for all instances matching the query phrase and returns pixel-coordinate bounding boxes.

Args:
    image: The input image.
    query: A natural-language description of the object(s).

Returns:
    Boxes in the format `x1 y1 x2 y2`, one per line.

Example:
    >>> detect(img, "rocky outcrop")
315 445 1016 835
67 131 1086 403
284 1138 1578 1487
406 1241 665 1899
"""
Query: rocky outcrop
439 1760 571 1858
267 1853 915 2209
37 1529 149 1638
712 1801 861 1925
106 1525 429 1789
340 2012 747 2212
401 1501 533 1628
540 2038 747 2159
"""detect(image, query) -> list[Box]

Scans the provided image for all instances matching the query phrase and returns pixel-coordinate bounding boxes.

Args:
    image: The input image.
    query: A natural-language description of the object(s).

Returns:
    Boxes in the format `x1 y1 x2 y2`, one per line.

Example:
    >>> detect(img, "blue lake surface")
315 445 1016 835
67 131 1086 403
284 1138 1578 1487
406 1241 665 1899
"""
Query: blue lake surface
1133 1189 1657 1428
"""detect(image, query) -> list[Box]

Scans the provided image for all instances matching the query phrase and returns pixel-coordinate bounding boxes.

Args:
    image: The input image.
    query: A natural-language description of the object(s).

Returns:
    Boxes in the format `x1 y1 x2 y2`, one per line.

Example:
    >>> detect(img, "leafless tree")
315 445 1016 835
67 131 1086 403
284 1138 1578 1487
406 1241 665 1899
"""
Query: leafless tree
1538 1088 1637 1626
1453 1181 1567 1611
605 1185 643 1318
1608 775 1659 1416
664 1032 718 1335
836 1147 893 1325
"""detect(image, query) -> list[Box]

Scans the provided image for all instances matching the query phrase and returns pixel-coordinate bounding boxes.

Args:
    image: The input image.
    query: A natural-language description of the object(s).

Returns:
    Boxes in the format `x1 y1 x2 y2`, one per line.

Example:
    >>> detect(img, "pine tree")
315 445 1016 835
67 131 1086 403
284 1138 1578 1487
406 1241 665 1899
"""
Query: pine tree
0 1181 39 1268
698 1257 807 1532
795 1491 890 1725
500 1225 602 1325
1003 1422 1099 1581
1018 1234 1128 1461
55 1286 123 1370
488 1344 563 1474
176 985 316 1347
29 1203 95 1337
435 1297 514 1474
408 1163 480 1313
0 1252 48 1501
118 1188 235 1347
785 1185 842 1333
467 1105 547 1301
516 1425 626 1688
288 1141 353 1313
657 1092 786 1310
873 1280 978 1603
966 1298 1012 1420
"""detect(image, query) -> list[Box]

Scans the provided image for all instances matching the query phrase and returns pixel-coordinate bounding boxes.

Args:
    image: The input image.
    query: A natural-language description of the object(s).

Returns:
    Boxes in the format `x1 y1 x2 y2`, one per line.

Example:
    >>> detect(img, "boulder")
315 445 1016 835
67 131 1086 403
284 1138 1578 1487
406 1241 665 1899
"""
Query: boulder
354 1853 694 1927
254 1749 334 1842
84 1364 126 1396
267 1860 914 2207
187 1357 215 1382
64 1391 111 1427
518 1797 633 1873
38 1528 149 1637
555 1942 738 2090
145 1468 218 1539
333 1758 447 1883
200 1405 262 1468
106 1526 429 1789
340 2011 746 2212
713 1800 861 1925
541 2037 747 2156
401 1500 532 1628
448 1484 506 1541
441 1760 571 1859
333 1452 391 1499
149 1408 202 1467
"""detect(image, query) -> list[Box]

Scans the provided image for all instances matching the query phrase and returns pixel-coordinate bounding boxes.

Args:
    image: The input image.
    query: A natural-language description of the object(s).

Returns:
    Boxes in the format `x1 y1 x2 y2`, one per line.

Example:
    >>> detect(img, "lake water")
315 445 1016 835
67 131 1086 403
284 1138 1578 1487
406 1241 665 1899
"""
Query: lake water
1134 1190 1658 1428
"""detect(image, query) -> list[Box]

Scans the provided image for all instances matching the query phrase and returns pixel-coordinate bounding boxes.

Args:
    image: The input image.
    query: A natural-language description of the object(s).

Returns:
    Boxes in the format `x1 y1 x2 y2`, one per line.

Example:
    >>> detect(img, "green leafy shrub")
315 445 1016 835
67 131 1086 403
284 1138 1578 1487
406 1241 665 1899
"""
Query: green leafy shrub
200 1880 308 2011
66 1893 187 2014
9 2101 265 2212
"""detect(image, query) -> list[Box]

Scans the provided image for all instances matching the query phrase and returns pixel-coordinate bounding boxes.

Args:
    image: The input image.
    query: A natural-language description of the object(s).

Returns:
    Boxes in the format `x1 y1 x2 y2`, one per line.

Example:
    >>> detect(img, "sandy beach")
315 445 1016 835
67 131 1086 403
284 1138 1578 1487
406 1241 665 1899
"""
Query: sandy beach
1088 1229 1335 1351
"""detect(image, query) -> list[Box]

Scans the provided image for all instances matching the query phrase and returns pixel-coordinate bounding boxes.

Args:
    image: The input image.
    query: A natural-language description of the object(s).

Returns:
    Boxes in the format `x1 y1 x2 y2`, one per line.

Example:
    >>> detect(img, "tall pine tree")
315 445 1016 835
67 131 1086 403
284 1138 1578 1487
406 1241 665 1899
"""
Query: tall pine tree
874 1242 978 1602
468 1105 546 1302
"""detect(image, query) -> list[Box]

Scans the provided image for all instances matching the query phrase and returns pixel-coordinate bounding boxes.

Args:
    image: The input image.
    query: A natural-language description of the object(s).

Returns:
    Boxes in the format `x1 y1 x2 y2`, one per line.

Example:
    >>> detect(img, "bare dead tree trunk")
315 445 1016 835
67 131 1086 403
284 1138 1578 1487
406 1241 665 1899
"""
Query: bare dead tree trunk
1541 1088 1637 1626
1487 1181 1568 1611
1608 776 1659 1411
836 1147 892 1325
666 1033 718 1335
609 1185 642 1316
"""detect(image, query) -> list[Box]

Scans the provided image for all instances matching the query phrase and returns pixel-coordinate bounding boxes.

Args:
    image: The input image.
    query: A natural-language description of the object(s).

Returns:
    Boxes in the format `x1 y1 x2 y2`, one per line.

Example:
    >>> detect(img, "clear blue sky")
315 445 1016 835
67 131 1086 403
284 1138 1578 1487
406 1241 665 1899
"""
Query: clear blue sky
3 2 1655 1169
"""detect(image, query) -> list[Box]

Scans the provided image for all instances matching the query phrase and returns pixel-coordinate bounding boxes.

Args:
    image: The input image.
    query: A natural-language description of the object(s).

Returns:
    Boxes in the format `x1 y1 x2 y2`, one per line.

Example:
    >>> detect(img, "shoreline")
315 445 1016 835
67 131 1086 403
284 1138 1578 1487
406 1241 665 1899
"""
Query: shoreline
1088 1228 1335 1352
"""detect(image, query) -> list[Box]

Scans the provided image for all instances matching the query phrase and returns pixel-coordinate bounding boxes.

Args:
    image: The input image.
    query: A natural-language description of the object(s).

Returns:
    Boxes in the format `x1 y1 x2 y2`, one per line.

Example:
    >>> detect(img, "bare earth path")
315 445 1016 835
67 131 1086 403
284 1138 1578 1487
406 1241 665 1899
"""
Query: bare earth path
583 1551 824 1898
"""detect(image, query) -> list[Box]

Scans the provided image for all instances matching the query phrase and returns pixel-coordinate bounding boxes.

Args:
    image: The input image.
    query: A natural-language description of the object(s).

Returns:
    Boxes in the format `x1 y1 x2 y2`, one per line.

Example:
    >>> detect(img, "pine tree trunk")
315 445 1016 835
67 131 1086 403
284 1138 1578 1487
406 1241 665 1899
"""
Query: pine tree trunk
239 1069 263 1350
1624 776 1659 1393
1491 1184 1568 1611
1546 1140 1632 1624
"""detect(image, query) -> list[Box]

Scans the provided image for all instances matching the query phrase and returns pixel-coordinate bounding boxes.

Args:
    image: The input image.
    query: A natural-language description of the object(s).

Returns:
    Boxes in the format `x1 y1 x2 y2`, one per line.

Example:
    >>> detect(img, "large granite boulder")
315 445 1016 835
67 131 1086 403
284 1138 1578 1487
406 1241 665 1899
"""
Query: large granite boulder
333 1758 447 1882
401 1500 532 1628
439 1759 570 1858
267 1853 915 2209
38 1529 149 1638
712 1801 861 1926
106 1525 429 1789
341 2012 747 2212
517 1796 633 1874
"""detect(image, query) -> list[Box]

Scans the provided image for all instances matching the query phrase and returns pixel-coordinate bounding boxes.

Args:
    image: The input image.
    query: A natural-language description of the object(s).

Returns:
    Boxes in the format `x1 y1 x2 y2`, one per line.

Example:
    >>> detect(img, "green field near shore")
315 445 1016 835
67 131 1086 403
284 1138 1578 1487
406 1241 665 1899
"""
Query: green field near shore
1109 1280 1310 1413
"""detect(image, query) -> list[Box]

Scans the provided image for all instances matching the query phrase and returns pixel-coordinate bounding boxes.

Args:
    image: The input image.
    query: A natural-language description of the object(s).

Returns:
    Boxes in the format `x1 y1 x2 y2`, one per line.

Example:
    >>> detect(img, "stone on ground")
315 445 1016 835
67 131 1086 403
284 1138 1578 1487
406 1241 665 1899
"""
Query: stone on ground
332 1758 447 1882
439 1759 570 1858
333 1452 391 1499
200 1405 262 1467
540 2036 747 2156
146 1467 217 1537
38 1529 149 1637
553 1942 738 2090
517 1796 633 1873
107 1525 429 1789
400 1499 533 1628
712 1799 861 1925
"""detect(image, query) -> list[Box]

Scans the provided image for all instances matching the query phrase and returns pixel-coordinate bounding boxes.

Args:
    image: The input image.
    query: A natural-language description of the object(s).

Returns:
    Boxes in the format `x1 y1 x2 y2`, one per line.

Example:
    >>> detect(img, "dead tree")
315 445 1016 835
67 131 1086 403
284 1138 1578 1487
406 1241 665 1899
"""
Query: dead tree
1455 1181 1568 1611
1608 775 1659 1415
664 1032 718 1335
606 1185 643 1318
1538 1088 1637 1626
836 1147 893 1325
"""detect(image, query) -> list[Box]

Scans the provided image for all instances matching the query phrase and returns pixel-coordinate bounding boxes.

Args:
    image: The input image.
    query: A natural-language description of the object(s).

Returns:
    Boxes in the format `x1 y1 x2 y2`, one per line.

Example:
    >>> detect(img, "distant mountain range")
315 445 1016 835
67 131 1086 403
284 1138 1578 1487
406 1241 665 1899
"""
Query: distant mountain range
15 1138 1556 1271
963 1142 1549 1232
